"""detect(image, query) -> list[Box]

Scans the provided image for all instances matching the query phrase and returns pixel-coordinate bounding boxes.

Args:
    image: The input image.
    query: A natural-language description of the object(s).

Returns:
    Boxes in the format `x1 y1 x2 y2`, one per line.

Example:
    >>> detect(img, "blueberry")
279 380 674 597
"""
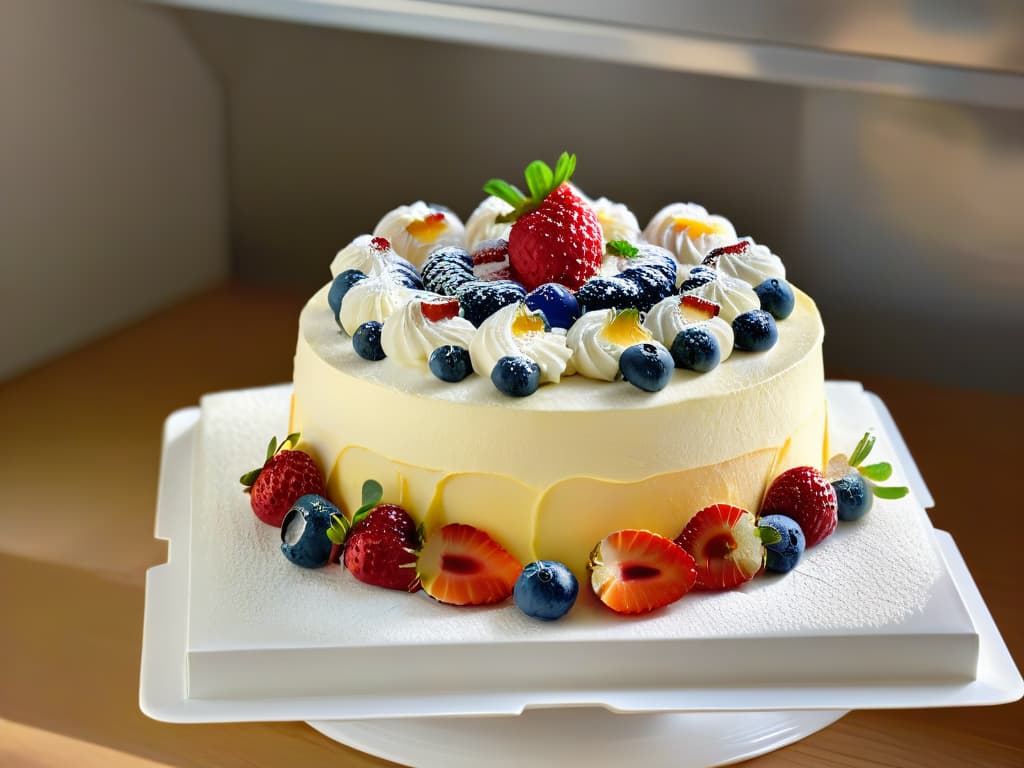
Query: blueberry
525 283 580 330
758 514 805 573
619 342 674 392
429 345 473 382
670 327 721 372
422 246 474 296
833 472 872 521
754 278 795 320
514 560 579 621
387 257 424 290
458 280 527 327
679 265 716 292
280 494 338 569
575 276 642 314
632 244 678 284
618 265 675 312
491 355 541 397
732 310 778 352
328 269 367 325
353 321 386 360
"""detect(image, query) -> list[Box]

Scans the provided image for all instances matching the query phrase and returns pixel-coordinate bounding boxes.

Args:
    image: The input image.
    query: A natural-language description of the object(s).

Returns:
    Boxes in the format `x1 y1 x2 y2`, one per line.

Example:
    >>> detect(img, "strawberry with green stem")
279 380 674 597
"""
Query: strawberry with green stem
483 152 603 292
240 432 325 527
827 432 910 521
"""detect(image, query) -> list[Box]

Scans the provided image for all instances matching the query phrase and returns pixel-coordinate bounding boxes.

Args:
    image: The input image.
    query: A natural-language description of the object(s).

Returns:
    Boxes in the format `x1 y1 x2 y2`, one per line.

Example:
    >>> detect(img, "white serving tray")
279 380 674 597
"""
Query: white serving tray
140 384 1021 732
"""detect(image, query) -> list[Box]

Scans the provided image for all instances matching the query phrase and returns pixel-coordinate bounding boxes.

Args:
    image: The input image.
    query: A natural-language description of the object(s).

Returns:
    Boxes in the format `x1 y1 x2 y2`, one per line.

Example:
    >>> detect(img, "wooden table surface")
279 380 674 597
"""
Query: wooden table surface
1 281 1021 767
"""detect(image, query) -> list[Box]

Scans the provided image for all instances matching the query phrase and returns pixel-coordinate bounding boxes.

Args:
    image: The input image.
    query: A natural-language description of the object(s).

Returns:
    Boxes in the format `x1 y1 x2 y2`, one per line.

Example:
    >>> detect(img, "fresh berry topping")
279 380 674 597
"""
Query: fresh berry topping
328 269 367 325
588 529 698 614
525 283 580 330
421 298 460 323
471 238 512 282
491 355 541 397
280 494 338 569
457 280 527 327
670 327 721 373
761 467 838 547
386 256 424 290
429 344 473 383
353 321 386 361
674 504 763 590
514 560 579 621
732 310 778 352
680 294 721 320
405 211 448 242
619 342 674 392
754 278 795 320
826 432 909 521
599 307 652 347
833 473 871 521
702 240 750 269
618 265 675 312
576 276 642 314
483 153 602 291
631 244 678 284
679 265 716 292
240 433 325 527
370 236 391 252
417 523 522 605
422 246 475 296
757 514 805 573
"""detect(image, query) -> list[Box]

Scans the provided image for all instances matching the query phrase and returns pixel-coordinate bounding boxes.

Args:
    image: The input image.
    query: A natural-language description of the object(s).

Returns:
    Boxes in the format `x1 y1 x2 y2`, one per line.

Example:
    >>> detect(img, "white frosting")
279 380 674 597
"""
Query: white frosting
681 271 760 323
339 275 413 336
380 300 476 369
373 201 466 267
465 196 513 249
644 295 735 362
330 234 392 278
567 309 654 382
713 238 786 286
590 197 641 244
643 203 737 270
469 303 573 384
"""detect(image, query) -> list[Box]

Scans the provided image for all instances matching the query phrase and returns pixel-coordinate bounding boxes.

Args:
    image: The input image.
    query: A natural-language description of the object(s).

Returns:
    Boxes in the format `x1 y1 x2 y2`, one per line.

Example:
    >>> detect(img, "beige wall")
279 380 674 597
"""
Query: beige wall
0 0 229 380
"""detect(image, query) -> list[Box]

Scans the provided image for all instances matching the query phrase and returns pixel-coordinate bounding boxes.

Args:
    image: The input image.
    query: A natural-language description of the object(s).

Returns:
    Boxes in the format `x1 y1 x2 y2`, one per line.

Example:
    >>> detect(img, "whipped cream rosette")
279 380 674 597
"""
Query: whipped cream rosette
469 302 573 384
645 295 735 362
465 196 513 249
373 201 466 267
644 202 737 271
381 299 476 369
590 197 641 245
566 308 655 381
680 269 760 323
330 234 394 278
706 239 785 286
339 274 416 336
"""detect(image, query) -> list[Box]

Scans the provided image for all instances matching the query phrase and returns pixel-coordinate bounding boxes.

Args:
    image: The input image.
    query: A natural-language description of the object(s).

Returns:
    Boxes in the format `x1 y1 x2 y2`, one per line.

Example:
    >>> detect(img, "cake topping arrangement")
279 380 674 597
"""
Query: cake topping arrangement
240 433 325 527
373 201 466 267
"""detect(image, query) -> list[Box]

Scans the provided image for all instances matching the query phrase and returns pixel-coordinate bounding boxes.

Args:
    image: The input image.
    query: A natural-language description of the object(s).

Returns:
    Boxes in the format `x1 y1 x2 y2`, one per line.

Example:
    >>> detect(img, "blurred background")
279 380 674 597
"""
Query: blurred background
2 0 1023 390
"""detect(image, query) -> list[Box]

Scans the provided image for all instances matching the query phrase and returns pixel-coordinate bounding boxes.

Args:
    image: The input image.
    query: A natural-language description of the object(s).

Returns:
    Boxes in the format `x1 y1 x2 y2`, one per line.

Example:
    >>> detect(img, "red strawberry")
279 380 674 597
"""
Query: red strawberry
588 529 698 614
471 238 512 282
483 152 602 292
761 466 838 547
417 523 522 605
702 240 749 269
344 509 420 591
240 433 325 527
674 504 763 590
680 295 721 320
421 298 460 322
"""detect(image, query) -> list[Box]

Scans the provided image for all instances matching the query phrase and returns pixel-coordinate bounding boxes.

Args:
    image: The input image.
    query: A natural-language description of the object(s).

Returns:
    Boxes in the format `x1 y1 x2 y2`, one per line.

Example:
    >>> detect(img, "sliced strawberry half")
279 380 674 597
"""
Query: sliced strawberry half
588 529 698 615
674 504 764 590
417 523 522 605
421 298 460 322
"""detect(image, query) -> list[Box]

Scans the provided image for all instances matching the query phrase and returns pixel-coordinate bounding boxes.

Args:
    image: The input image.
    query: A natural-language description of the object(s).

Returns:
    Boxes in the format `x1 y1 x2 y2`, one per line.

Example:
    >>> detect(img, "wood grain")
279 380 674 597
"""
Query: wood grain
1 281 1020 767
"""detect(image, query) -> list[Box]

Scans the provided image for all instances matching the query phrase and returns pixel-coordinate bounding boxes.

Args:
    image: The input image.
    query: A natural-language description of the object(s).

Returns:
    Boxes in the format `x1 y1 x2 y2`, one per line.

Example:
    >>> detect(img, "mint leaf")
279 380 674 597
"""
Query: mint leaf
607 239 639 258
326 526 346 546
551 151 576 187
524 160 554 201
874 485 910 500
757 526 783 546
848 432 875 467
859 462 893 482
239 468 261 487
361 480 383 508
483 179 526 207
282 432 301 451
266 436 277 461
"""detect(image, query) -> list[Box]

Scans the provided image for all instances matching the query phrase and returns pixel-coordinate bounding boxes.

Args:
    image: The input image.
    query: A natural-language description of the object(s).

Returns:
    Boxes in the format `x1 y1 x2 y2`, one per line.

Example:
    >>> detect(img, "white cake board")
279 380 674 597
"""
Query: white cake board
140 383 1022 767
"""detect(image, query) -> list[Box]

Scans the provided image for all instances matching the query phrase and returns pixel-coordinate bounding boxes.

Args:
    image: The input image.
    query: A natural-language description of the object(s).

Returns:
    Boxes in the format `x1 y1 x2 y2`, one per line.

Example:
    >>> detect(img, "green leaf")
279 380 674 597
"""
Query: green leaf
873 485 910 500
483 179 527 207
239 468 261 487
551 151 576 187
757 525 783 546
523 160 554 201
607 239 639 258
282 432 301 451
361 479 383 508
326 514 350 545
859 462 893 482
266 436 277 461
326 526 346 545
848 432 875 467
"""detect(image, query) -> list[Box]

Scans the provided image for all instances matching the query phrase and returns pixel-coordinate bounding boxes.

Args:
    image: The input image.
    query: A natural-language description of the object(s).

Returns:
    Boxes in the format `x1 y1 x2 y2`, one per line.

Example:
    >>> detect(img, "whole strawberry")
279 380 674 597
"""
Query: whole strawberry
483 152 602 291
760 466 838 547
240 433 325 527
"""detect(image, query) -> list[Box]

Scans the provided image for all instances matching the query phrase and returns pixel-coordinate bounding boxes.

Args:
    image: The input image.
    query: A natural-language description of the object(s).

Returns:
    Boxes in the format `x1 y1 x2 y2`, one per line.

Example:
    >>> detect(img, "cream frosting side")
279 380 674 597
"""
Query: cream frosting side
339 275 412 336
643 202 737 269
644 296 735 362
380 300 477 369
373 201 466 267
682 272 761 323
468 303 573 384
465 196 513 248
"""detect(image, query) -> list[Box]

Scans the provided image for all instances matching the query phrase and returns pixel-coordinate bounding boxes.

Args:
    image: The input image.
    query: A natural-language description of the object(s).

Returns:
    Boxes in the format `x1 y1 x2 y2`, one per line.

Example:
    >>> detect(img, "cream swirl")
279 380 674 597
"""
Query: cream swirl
644 295 734 362
590 197 641 244
373 201 466 267
643 202 737 271
465 196 513 249
330 234 393 278
469 303 572 384
680 271 760 323
381 300 476 369
339 275 413 336
710 238 785 286
566 309 654 381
